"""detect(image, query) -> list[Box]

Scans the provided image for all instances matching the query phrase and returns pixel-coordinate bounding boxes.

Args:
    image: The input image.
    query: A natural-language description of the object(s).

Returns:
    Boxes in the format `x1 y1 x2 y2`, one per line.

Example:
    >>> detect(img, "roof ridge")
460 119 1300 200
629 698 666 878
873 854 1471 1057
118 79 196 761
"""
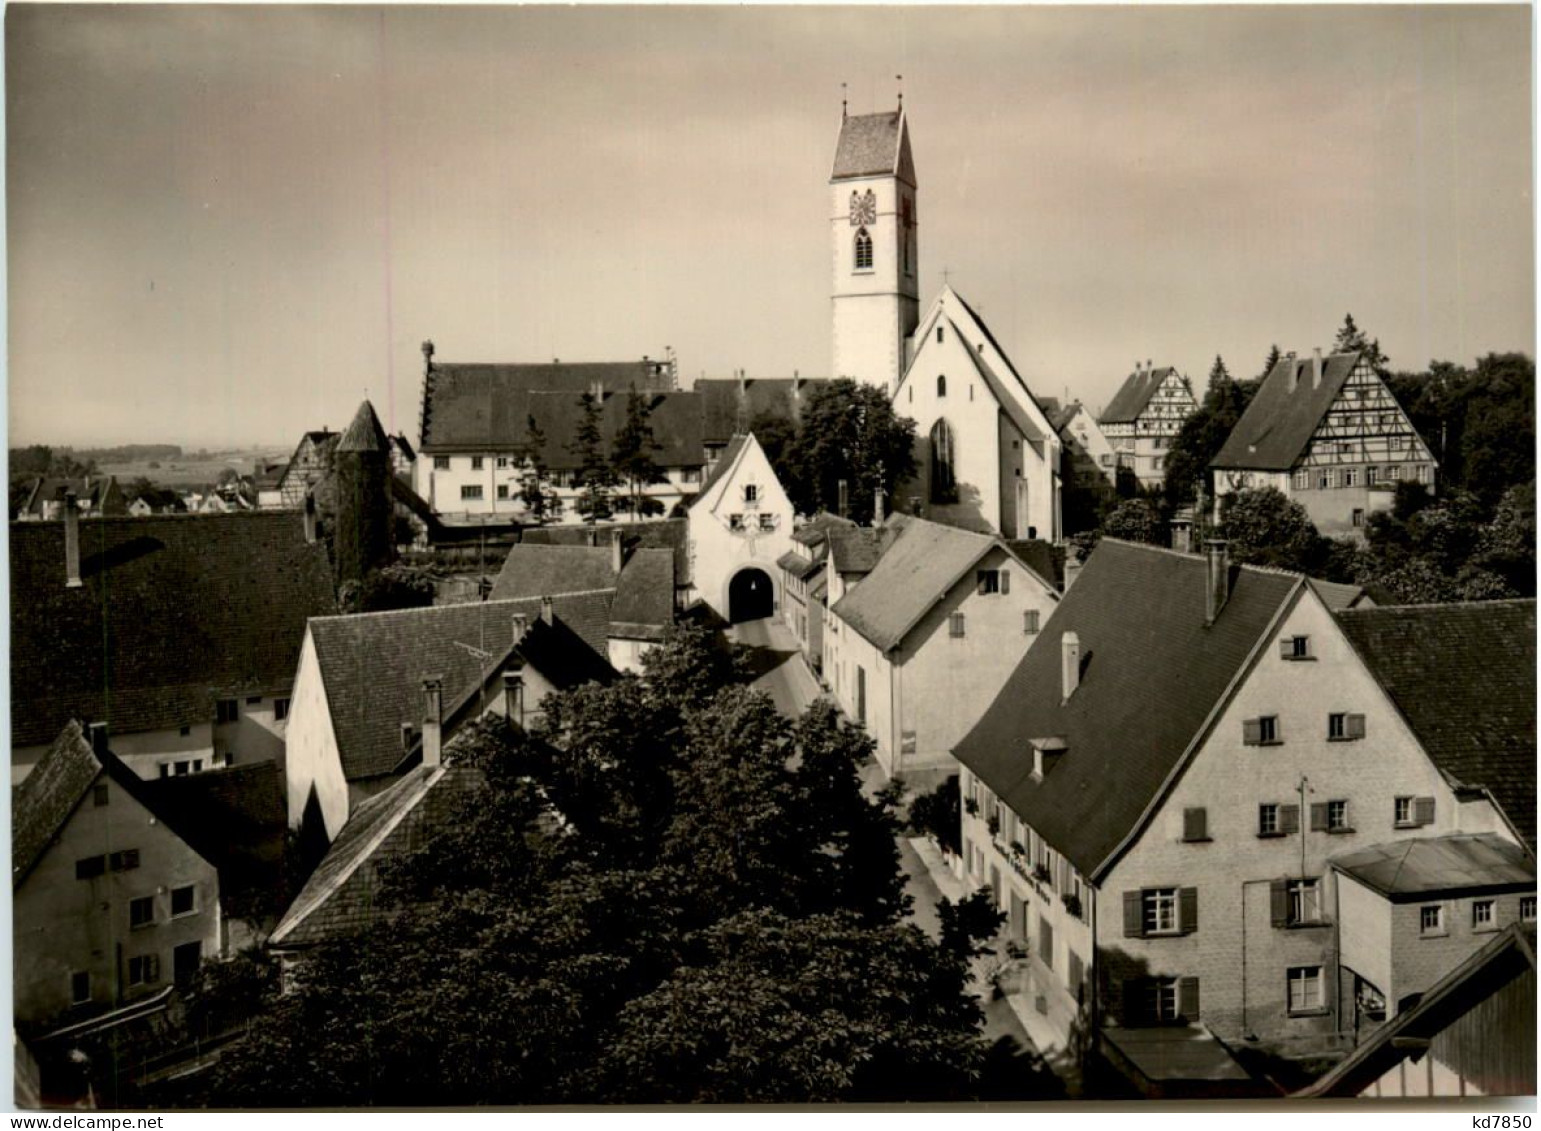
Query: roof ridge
310 591 618 626
1338 597 1537 615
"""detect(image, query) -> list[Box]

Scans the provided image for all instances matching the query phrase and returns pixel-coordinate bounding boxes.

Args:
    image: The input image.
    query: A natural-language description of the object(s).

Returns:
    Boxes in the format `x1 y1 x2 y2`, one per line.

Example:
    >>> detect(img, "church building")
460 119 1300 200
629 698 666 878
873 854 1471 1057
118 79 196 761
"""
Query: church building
831 101 1061 541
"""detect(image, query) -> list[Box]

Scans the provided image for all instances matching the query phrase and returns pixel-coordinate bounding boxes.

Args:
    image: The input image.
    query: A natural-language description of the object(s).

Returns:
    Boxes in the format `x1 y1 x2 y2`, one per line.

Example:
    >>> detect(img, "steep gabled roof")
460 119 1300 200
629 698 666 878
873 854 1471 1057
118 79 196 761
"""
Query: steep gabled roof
307 593 614 781
1330 833 1534 900
832 518 1055 652
826 520 901 576
1298 923 1536 1098
10 514 337 748
792 512 856 548
1211 351 1362 471
13 721 207 888
954 540 1302 879
1099 367 1184 425
21 476 125 517
689 436 747 507
1336 600 1536 851
336 400 390 454
522 519 691 587
610 548 675 639
831 110 914 185
489 545 619 603
268 764 486 949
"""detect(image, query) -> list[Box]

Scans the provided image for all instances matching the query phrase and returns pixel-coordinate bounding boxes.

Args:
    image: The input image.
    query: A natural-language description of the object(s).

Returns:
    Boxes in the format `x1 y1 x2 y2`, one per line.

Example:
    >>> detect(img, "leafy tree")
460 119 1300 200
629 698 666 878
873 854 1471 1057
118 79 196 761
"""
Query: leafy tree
1101 498 1166 546
611 385 666 518
1458 352 1535 504
775 380 917 523
1162 359 1256 508
568 392 619 524
1220 487 1320 573
747 410 801 499
338 563 437 614
1332 312 1390 376
514 414 553 524
1113 463 1140 500
908 775 963 857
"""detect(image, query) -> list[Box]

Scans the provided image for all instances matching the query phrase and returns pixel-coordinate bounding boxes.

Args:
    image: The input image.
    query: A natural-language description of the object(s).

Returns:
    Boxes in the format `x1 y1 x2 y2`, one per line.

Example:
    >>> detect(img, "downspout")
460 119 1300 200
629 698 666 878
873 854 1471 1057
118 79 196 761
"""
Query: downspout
889 644 901 775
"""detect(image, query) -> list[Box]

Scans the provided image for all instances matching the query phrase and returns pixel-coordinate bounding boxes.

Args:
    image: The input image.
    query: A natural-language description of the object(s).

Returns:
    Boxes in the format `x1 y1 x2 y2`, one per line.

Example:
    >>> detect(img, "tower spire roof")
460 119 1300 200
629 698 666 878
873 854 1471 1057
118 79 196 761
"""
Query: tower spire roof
831 107 915 186
337 399 391 454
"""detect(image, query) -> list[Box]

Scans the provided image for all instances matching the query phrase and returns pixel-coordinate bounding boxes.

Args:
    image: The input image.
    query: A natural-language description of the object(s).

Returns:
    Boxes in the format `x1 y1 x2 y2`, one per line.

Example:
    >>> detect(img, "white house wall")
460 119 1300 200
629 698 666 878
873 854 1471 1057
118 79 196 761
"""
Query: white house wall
283 629 351 840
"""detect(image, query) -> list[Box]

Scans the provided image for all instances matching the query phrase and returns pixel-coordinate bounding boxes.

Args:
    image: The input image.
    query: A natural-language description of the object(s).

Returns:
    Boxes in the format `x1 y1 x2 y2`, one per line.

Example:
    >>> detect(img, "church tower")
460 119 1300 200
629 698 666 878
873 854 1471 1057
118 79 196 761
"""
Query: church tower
830 100 918 395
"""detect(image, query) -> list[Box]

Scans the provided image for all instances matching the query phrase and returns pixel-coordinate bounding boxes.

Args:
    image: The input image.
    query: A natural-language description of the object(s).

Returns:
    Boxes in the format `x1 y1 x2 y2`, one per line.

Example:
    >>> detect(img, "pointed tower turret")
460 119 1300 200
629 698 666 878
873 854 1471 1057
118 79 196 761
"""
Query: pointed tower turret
333 400 395 586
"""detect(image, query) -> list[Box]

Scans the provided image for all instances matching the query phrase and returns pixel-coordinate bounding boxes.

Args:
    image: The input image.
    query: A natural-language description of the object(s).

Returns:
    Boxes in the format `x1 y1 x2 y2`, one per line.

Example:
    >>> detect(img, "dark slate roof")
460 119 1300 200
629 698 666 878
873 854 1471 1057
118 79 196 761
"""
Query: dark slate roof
10 514 338 748
953 539 1302 879
390 434 415 462
1007 540 1065 592
695 378 820 445
831 110 914 185
489 545 618 603
826 524 889 576
1210 351 1362 471
792 512 856 548
689 436 746 507
1099 367 1180 425
140 762 286 903
610 548 675 637
336 400 390 454
13 721 205 888
524 390 704 471
269 764 485 948
522 519 691 587
833 518 1045 652
308 592 614 781
1330 833 1535 899
1336 600 1536 851
418 359 673 450
1299 923 1537 1098
777 550 824 582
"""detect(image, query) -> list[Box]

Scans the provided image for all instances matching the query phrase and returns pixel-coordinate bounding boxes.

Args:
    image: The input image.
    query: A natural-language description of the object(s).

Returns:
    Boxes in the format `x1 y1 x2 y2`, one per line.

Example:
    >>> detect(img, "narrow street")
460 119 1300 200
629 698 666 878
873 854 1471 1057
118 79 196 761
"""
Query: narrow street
730 614 1064 1098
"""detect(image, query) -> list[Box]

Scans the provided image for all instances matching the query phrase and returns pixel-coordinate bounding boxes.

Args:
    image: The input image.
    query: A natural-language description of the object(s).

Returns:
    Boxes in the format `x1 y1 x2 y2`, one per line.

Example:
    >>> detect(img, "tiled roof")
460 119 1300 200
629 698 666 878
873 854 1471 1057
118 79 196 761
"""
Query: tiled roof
10 514 338 748
489 545 618 603
1006 539 1064 592
1330 833 1535 899
690 436 747 507
140 762 287 904
22 476 126 517
269 764 485 948
13 721 205 888
1099 368 1181 425
777 550 824 582
953 540 1301 879
610 548 675 637
1336 600 1536 850
523 519 691 587
1210 352 1363 471
336 400 390 454
832 518 1000 651
695 378 820 445
792 512 856 548
308 592 614 781
825 523 894 576
831 110 914 185
418 359 673 451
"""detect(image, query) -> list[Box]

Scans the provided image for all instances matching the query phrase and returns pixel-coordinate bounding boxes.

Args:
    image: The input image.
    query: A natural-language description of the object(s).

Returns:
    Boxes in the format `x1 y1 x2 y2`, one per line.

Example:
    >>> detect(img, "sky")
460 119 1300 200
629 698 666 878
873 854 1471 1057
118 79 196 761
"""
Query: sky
6 4 1534 450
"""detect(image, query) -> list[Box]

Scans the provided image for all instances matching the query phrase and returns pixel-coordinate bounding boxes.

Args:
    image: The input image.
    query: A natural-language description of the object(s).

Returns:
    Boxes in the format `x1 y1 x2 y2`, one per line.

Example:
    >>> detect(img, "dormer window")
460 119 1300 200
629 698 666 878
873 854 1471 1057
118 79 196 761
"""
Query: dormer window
743 484 758 504
854 228 873 271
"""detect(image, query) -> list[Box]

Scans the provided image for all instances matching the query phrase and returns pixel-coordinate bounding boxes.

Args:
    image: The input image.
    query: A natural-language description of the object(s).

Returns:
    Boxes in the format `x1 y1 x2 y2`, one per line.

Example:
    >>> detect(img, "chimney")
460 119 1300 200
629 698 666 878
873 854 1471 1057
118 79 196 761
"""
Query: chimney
611 529 625 574
64 490 82 588
873 486 886 527
302 494 318 544
1205 539 1231 625
1286 351 1299 392
421 677 444 767
590 380 603 401
88 721 108 756
502 662 525 725
1060 631 1081 702
1312 347 1323 388
837 479 849 519
421 340 435 372
1134 360 1142 378
512 612 529 641
540 595 555 624
400 722 414 755
1170 516 1193 555
1146 358 1153 376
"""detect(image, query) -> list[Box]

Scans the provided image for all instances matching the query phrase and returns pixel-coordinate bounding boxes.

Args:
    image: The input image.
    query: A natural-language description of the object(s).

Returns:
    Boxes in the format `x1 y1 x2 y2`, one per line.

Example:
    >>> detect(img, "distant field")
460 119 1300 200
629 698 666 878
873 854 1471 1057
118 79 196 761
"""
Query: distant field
98 449 290 488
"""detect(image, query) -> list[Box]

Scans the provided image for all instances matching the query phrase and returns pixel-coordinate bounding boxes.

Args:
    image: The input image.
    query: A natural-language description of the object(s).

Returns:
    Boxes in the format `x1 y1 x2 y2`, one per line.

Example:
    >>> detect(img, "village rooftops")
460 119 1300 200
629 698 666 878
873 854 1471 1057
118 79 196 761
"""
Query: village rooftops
610 548 676 640
489 544 620 602
695 379 822 446
1336 599 1536 851
20 476 126 519
953 539 1364 881
10 512 337 749
305 593 614 782
1099 366 1183 425
140 761 288 908
791 512 857 548
1210 350 1368 472
1330 833 1535 900
832 517 1055 652
830 109 915 185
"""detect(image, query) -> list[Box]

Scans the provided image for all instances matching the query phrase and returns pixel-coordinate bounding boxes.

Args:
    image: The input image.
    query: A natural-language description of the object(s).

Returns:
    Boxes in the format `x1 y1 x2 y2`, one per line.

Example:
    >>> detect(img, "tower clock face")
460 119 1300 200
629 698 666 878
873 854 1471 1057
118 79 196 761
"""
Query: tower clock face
849 189 877 226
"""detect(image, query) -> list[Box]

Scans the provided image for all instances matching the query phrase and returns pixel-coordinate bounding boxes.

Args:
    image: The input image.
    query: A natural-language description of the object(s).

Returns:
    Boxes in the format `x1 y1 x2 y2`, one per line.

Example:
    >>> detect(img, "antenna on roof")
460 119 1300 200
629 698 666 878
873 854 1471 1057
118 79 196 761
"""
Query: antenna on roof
896 74 903 111
841 82 847 120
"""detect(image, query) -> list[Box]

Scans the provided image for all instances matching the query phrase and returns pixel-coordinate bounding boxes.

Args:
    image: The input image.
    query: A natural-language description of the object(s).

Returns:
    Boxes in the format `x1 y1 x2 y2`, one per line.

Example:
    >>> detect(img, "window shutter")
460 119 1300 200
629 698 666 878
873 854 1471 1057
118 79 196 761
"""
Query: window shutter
1280 804 1300 834
1178 977 1200 1021
1183 807 1207 842
1309 803 1328 831
148 954 160 982
1414 796 1435 826
977 575 988 596
1242 719 1262 746
1179 887 1198 934
1000 570 1010 595
1346 713 1366 739
1123 891 1143 938
1270 880 1289 927
1278 639 1294 659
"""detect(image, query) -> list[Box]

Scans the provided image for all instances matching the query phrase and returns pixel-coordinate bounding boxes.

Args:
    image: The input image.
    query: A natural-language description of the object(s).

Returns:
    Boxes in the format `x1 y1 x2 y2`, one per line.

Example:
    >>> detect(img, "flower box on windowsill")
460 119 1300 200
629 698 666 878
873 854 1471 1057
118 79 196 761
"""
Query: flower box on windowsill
1061 893 1082 918
1032 864 1051 884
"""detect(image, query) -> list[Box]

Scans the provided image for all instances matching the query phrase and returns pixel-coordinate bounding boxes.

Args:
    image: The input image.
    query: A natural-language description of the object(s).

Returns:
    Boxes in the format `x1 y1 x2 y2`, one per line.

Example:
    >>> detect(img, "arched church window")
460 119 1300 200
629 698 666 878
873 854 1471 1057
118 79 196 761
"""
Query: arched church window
930 419 957 504
937 374 947 398
854 228 873 271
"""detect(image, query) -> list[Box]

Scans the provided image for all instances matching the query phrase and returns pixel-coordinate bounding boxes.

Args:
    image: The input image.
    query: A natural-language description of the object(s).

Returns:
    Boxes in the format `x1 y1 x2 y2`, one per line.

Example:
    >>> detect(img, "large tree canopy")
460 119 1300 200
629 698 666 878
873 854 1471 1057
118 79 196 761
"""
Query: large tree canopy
771 379 918 524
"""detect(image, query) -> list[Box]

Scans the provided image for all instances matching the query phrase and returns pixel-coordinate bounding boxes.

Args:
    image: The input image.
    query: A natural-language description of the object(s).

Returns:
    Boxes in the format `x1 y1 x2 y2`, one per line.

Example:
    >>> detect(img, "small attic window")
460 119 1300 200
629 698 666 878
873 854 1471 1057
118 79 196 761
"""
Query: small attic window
937 325 944 344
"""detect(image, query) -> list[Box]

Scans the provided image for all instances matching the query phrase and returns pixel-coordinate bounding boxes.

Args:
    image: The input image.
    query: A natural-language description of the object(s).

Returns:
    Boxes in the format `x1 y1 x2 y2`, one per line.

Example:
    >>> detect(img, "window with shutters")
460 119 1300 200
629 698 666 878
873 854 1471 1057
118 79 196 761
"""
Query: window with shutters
1126 886 1197 937
976 569 1001 595
1327 712 1365 741
1182 807 1209 843
1395 795 1436 828
1259 803 1298 837
1281 635 1312 660
1327 800 1349 832
1287 966 1325 1015
1023 609 1040 635
1274 878 1324 927
1125 976 1199 1026
109 849 140 873
1243 716 1281 745
949 612 966 638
